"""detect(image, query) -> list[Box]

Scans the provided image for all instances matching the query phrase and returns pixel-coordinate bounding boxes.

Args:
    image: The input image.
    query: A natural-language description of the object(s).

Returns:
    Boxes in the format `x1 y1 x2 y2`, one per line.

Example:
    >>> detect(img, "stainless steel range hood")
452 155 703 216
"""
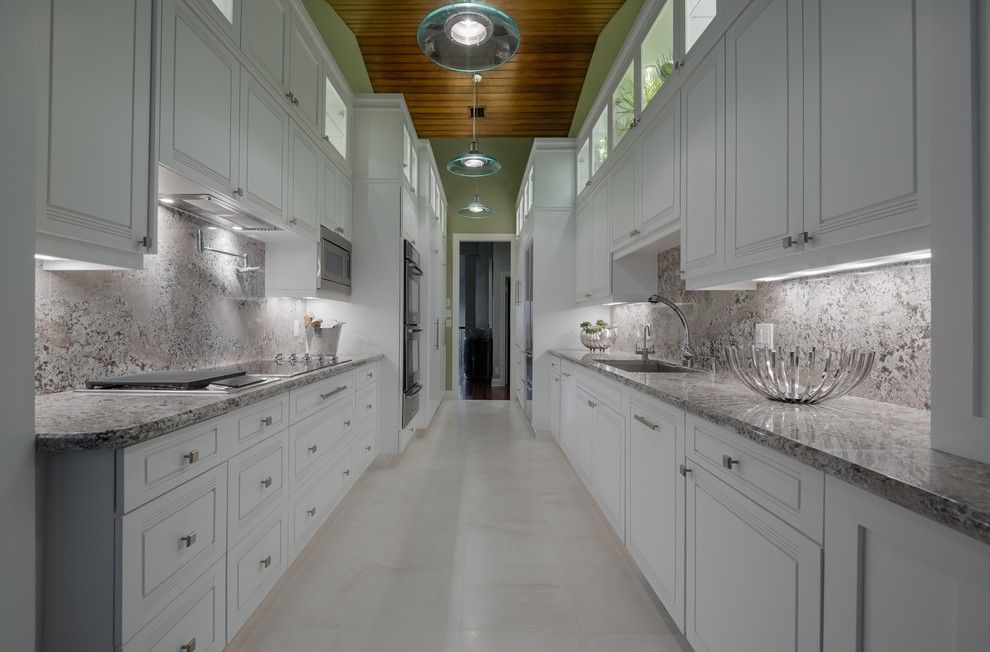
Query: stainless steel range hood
159 194 278 232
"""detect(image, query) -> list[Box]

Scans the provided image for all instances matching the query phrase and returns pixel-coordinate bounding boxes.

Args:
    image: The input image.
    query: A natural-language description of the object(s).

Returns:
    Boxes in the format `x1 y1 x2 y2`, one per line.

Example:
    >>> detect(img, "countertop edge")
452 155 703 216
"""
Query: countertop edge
35 353 385 452
551 349 990 547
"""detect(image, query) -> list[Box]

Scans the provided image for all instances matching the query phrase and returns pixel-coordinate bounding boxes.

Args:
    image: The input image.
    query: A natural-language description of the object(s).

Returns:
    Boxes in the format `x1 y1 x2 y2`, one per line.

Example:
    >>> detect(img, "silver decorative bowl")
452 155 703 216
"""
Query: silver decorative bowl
725 345 875 404
580 328 617 351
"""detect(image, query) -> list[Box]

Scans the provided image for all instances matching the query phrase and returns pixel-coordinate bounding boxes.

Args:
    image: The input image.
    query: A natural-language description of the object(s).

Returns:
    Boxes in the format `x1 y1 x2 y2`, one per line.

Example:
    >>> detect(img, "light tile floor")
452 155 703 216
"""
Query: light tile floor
228 400 693 651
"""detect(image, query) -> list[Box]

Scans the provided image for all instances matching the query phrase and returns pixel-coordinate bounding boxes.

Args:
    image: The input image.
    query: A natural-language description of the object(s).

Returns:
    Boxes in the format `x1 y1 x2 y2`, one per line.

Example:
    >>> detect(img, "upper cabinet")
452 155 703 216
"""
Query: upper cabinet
241 0 289 92
591 108 609 179
323 77 348 160
641 0 675 113
287 16 323 134
612 62 637 150
36 0 154 269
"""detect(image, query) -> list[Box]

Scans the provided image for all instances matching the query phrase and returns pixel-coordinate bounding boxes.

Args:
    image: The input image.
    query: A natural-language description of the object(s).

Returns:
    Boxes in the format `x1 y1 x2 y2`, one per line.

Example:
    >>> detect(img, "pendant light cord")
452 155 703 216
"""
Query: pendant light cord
471 75 479 143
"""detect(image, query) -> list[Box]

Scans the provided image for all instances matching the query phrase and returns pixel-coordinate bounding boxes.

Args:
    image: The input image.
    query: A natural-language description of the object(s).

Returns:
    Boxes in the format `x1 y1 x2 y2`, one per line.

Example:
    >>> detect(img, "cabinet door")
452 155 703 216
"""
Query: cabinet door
575 201 593 301
199 0 241 45
338 174 352 241
287 15 322 133
627 400 685 630
559 371 576 457
321 160 339 233
593 403 625 538
549 374 561 442
241 0 288 91
610 146 641 249
40 0 152 256
572 388 596 488
686 464 822 652
680 40 726 279
159 0 239 198
640 97 680 237
288 125 319 237
239 71 288 220
725 0 804 269
823 476 990 652
589 184 611 298
803 0 926 249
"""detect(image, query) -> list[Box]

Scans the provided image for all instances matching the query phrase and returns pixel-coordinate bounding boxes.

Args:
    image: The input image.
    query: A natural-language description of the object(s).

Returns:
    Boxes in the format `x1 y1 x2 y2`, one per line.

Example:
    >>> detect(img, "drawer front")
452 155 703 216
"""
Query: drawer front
291 443 354 554
121 464 227 643
576 369 623 412
354 423 377 476
227 504 291 634
235 394 290 452
227 429 290 545
357 362 377 389
122 558 226 652
289 371 355 423
686 414 825 542
121 415 234 513
290 399 355 489
356 382 377 427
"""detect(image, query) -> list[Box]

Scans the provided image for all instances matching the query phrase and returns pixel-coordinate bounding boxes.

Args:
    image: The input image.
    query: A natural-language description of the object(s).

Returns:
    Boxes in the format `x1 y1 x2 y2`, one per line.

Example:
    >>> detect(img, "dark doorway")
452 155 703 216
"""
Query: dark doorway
458 241 511 400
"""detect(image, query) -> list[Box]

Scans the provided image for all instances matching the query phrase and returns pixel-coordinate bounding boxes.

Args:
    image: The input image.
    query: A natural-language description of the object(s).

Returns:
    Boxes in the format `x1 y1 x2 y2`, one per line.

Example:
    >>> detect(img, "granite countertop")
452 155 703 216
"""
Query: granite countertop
552 349 990 546
35 353 384 452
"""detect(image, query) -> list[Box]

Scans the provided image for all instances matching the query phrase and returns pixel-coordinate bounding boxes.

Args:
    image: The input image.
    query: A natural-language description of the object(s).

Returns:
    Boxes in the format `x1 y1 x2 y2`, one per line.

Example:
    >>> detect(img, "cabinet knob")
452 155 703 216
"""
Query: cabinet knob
722 454 741 470
679 464 692 477
307 506 317 517
289 217 297 225
180 531 197 548
343 468 350 477
365 444 373 452
261 416 273 427
234 187 244 197
335 227 344 233
261 554 272 569
367 372 374 378
181 638 197 652
323 134 330 142
260 476 273 489
366 403 373 409
344 420 351 427
183 449 200 464
308 444 318 454
587 400 597 409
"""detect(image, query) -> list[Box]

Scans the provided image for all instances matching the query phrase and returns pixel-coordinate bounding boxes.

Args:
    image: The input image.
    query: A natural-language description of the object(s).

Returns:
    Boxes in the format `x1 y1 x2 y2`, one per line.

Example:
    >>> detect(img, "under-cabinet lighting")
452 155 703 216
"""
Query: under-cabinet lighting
34 254 63 261
753 250 931 283
231 225 244 231
159 197 175 204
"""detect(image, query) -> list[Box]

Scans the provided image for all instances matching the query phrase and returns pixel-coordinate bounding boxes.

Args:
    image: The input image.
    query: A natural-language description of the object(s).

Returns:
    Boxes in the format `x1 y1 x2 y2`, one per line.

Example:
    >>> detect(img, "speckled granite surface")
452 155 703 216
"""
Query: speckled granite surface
36 353 383 452
552 349 990 546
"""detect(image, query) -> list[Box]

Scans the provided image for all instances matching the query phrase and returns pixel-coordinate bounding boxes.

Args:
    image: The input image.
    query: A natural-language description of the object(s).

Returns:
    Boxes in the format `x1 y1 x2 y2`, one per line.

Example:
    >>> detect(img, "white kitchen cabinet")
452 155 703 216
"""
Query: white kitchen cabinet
610 145 641 249
158 0 240 198
288 122 320 237
592 401 625 538
37 0 154 267
574 199 593 301
589 182 611 298
197 0 240 45
549 370 561 442
679 39 725 279
338 174 353 241
685 463 822 652
401 185 420 247
572 387 596 488
640 95 680 239
238 69 289 221
823 476 990 652
724 0 804 269
240 0 288 96
286 14 323 134
627 398 685 631
802 0 927 253
559 365 577 458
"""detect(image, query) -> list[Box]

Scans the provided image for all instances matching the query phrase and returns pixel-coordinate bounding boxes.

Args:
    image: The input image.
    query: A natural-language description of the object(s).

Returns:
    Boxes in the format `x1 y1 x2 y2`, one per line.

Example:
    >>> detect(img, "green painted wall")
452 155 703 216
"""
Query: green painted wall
431 138 533 390
569 0 648 137
300 0 373 93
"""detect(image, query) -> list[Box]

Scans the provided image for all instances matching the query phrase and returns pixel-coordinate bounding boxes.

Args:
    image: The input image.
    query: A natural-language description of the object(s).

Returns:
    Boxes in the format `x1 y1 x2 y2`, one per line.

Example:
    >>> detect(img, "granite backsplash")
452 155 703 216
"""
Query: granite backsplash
35 208 307 394
611 248 931 410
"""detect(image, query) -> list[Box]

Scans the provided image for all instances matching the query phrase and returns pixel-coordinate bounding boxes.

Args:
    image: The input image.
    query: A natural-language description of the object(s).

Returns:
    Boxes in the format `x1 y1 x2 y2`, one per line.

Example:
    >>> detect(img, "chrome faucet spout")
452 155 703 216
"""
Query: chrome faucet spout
647 294 696 367
641 324 653 362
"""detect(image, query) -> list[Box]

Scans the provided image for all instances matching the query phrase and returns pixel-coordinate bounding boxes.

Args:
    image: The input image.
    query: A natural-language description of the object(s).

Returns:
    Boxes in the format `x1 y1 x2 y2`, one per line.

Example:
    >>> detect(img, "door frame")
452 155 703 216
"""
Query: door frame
451 233 516 398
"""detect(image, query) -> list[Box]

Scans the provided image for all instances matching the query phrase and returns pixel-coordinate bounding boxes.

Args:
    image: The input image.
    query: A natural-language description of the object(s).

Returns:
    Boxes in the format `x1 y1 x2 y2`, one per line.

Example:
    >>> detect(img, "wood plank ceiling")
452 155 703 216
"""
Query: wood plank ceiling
326 1 628 138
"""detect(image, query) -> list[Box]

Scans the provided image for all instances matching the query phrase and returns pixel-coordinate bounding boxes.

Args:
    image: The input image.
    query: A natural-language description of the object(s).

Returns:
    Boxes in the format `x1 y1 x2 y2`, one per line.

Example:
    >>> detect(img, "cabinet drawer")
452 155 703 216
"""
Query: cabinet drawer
356 382 377 427
291 443 354 554
357 363 377 389
227 503 291 634
686 414 825 542
122 558 226 652
227 429 289 545
120 464 227 643
121 415 233 513
576 369 623 412
234 394 289 452
289 399 355 489
354 423 377 475
289 371 354 423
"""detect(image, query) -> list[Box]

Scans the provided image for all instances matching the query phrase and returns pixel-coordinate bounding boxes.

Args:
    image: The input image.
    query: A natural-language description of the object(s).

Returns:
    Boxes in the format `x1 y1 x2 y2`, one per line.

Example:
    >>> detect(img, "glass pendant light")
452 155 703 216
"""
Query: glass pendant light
417 2 521 73
448 74 502 177
459 191 494 218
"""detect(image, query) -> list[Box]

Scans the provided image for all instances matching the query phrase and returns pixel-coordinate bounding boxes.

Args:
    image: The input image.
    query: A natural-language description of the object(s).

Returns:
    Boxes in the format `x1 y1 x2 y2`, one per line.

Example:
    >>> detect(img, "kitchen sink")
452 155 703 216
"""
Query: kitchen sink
603 359 700 373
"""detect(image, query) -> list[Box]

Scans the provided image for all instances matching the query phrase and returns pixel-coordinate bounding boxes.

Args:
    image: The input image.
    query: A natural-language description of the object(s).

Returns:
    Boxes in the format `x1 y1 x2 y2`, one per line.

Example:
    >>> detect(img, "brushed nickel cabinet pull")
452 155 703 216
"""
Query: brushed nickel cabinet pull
722 454 740 469
180 531 197 548
587 400 597 409
343 468 350 477
679 464 692 477
261 476 273 489
307 506 317 517
320 386 347 400
308 444 318 454
367 372 373 378
183 450 200 464
261 554 272 569
181 638 197 652
366 403 373 410
634 414 659 431
344 420 351 427
365 445 372 452
261 416 273 427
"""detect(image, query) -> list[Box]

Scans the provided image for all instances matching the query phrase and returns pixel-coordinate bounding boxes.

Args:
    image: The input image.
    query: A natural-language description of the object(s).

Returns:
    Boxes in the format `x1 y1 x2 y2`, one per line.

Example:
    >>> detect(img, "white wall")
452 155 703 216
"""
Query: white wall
0 0 39 648
492 242 511 385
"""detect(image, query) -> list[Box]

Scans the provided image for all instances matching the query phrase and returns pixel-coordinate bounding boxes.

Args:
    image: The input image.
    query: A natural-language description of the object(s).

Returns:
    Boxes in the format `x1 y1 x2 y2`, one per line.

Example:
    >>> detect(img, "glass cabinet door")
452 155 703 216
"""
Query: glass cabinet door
323 77 347 159
409 143 418 193
685 0 717 56
403 127 412 184
612 62 636 147
209 0 235 23
642 0 675 109
577 138 590 190
591 108 609 176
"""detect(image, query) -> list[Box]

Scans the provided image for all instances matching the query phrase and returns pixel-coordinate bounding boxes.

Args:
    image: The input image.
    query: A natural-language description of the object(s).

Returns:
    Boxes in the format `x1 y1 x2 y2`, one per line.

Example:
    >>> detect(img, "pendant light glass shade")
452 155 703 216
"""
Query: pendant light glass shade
417 3 521 73
448 142 502 177
459 194 495 218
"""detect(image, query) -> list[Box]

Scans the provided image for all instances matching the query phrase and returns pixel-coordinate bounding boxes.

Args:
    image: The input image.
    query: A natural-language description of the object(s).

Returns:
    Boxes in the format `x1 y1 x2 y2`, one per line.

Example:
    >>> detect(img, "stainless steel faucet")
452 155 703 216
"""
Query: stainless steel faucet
647 295 696 367
637 324 654 362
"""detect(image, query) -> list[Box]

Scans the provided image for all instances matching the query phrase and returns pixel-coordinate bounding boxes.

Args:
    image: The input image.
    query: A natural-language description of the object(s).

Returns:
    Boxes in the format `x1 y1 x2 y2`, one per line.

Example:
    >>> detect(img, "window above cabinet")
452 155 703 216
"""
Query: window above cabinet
324 77 347 159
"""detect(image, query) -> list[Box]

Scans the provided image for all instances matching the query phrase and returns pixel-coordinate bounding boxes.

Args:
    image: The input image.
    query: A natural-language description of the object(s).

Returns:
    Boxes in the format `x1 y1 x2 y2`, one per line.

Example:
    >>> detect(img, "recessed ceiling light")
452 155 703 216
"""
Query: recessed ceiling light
417 3 520 73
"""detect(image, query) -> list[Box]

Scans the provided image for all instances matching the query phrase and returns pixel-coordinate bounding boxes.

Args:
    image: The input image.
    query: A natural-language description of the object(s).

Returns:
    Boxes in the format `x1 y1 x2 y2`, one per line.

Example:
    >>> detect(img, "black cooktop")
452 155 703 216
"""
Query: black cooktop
86 367 247 390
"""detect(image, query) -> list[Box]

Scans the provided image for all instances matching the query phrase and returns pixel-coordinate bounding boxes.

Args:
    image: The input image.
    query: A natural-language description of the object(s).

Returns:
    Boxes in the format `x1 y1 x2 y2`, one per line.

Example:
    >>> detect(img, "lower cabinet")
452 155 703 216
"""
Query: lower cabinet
823 476 990 652
572 387 597 487
226 504 291 633
685 463 822 652
592 401 625 538
627 399 685 631
549 370 561 442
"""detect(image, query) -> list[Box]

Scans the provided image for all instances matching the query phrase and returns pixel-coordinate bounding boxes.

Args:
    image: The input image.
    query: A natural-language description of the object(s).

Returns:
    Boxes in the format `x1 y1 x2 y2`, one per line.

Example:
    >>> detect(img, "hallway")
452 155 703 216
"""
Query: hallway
229 400 690 651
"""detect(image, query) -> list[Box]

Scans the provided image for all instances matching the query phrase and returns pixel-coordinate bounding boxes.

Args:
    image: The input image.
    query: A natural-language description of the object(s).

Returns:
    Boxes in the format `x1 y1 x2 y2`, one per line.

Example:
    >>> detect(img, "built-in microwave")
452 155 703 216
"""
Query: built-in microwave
319 226 352 295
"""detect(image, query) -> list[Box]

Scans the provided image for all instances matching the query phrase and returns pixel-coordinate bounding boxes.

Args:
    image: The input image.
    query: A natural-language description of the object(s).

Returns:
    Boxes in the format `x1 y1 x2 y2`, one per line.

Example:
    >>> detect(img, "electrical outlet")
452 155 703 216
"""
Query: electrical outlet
293 320 300 337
